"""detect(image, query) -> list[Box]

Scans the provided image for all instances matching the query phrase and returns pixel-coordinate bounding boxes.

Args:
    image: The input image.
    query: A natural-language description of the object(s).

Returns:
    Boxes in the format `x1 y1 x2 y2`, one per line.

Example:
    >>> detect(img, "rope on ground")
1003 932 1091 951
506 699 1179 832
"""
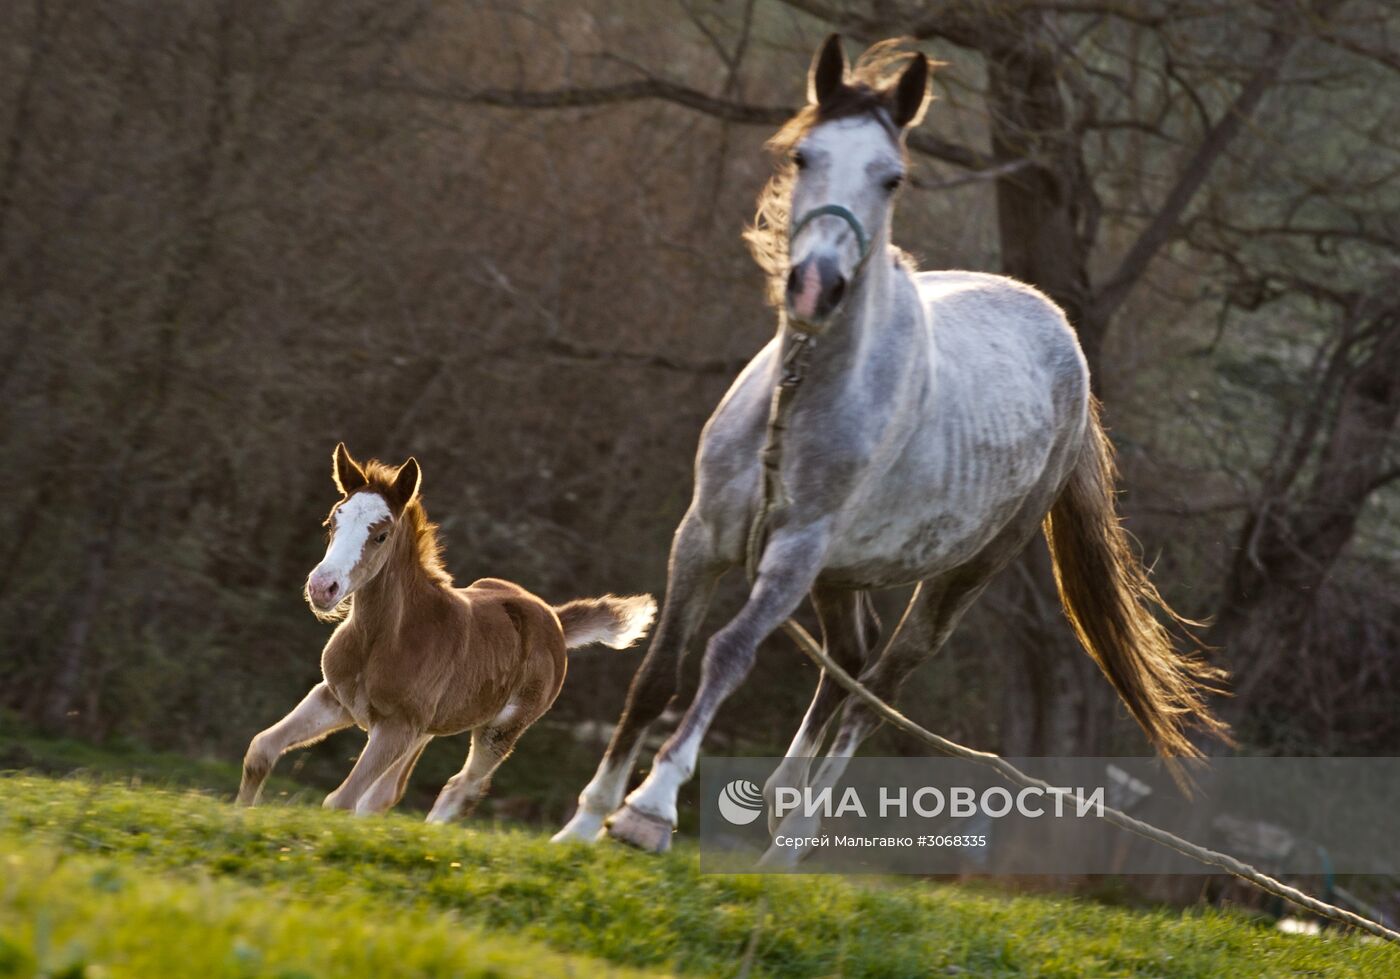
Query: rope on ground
747 324 1395 942
777 616 1400 945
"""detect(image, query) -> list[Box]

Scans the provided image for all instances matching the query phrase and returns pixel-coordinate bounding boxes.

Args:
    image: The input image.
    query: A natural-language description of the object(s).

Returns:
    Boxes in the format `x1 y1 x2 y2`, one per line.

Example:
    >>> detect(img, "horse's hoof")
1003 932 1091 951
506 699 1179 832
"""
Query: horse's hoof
605 804 674 853
551 810 606 843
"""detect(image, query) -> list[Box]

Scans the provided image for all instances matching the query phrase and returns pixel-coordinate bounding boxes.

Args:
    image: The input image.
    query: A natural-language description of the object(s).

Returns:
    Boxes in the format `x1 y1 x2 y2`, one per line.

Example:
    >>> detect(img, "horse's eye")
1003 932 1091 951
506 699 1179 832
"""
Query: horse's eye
793 151 807 170
375 532 388 544
884 174 904 192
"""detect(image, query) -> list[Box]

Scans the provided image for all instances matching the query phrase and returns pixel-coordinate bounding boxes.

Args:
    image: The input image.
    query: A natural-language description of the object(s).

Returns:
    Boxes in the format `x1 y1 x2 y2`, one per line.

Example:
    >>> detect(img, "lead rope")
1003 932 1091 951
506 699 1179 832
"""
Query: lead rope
744 329 817 581
742 335 1400 944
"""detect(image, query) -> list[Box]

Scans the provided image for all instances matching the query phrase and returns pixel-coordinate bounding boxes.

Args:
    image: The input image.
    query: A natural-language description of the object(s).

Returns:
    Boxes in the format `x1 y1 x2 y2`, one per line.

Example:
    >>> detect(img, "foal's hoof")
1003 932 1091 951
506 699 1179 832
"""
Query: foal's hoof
605 804 674 853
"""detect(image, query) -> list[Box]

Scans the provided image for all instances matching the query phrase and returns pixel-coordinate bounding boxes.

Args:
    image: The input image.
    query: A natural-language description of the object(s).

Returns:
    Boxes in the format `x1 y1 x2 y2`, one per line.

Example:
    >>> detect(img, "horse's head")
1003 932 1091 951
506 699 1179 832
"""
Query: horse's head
305 442 421 617
783 36 931 332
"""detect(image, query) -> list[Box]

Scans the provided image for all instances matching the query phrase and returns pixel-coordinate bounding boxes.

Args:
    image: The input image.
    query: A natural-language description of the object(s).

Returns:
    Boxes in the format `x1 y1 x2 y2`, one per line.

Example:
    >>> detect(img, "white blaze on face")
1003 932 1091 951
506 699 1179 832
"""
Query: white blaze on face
316 492 392 590
789 116 902 270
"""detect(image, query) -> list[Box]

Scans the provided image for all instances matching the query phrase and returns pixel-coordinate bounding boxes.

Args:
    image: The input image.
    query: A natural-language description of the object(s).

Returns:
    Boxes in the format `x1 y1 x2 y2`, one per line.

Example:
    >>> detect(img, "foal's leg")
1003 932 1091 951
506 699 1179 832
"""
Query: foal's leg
355 734 432 815
761 577 987 866
426 724 525 823
323 720 419 813
390 738 432 807
764 586 878 833
552 512 724 843
608 526 829 851
238 682 353 806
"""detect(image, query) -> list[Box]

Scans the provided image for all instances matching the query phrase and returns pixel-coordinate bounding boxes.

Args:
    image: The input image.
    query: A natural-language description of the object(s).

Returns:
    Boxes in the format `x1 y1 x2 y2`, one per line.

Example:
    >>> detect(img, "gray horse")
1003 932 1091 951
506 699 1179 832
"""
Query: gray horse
554 36 1227 858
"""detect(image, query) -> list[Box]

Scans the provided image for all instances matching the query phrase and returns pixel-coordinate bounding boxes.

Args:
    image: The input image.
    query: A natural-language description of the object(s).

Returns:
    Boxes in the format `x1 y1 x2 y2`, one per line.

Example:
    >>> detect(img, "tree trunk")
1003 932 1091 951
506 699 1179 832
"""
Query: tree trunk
984 27 1100 379
993 542 1117 757
40 533 117 730
0 0 55 246
39 0 239 731
980 27 1116 757
1212 311 1400 720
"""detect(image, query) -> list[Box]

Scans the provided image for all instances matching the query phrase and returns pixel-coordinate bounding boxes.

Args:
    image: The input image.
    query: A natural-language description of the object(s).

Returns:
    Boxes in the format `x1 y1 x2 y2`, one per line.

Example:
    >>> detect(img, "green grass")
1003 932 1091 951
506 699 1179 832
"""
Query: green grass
0 726 304 800
0 716 639 826
1 775 1396 977
0 844 651 979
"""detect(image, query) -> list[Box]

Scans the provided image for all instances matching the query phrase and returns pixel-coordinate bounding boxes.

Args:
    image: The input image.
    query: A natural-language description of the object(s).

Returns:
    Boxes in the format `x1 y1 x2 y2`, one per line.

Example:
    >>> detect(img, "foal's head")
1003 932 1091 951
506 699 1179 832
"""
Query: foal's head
305 443 422 617
748 36 933 332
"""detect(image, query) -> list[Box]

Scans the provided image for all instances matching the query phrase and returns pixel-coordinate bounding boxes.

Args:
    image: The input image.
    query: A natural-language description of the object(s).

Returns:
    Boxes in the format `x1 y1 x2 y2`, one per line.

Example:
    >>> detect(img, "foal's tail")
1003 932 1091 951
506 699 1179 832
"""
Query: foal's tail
1043 399 1232 777
555 594 658 650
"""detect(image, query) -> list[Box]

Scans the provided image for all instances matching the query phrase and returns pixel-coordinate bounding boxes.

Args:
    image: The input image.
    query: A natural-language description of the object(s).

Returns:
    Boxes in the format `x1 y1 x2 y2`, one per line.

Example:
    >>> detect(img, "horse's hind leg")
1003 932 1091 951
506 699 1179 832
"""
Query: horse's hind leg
764 585 879 832
609 527 828 852
238 682 353 806
426 724 524 823
762 576 987 866
552 512 724 843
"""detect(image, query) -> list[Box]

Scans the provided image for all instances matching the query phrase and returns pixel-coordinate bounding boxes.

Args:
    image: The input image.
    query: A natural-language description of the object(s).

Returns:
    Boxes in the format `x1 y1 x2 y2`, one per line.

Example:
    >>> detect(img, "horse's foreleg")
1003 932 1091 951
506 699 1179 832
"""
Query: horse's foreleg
552 513 723 843
426 725 523 823
355 734 432 815
764 585 877 833
608 526 829 852
238 682 352 807
323 720 419 813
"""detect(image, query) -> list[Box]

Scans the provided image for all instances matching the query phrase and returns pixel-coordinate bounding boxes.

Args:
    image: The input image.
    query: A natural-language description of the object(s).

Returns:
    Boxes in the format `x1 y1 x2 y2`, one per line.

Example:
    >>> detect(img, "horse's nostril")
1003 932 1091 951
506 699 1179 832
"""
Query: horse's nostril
828 276 847 307
786 266 802 295
326 581 339 597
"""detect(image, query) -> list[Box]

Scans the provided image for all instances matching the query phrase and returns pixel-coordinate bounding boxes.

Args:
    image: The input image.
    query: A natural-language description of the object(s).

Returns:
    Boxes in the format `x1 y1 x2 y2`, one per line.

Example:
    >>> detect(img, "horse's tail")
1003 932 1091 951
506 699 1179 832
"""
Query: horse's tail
1043 399 1232 775
554 594 657 650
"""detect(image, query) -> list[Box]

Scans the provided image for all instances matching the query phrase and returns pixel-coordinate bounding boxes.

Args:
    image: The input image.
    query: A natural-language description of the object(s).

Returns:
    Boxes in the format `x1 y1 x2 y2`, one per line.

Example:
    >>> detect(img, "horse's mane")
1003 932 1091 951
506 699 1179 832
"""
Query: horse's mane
360 459 452 587
744 39 929 307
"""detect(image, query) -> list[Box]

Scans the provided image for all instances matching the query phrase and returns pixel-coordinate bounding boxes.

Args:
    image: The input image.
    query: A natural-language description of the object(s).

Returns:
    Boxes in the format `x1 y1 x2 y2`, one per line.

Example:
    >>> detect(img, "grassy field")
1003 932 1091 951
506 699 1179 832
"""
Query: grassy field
1 774 1397 978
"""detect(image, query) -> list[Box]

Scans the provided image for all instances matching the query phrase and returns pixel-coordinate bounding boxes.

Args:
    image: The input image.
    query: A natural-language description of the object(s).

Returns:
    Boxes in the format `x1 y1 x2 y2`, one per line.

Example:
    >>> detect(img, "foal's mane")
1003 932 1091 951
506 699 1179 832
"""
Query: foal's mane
745 39 928 307
359 459 452 588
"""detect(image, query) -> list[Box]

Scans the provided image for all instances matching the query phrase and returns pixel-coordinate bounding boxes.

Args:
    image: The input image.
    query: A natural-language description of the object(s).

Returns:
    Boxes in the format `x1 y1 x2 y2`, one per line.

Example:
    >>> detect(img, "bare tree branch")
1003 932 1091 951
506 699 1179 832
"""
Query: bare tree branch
772 0 1201 51
1090 13 1310 322
366 77 999 171
372 76 792 122
773 0 989 51
489 335 751 377
1316 24 1400 75
1367 464 1400 495
911 156 1033 191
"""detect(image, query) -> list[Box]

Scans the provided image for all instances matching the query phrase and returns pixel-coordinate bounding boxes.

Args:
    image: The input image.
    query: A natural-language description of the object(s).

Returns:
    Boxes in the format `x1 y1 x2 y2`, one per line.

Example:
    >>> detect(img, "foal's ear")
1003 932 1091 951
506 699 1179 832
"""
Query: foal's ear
808 34 846 106
388 457 421 513
332 442 367 495
890 52 932 129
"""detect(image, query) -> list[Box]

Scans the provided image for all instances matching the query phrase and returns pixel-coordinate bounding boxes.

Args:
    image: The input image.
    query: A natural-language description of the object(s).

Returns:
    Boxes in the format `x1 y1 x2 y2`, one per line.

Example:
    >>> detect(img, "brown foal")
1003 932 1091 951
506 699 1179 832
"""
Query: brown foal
237 443 655 822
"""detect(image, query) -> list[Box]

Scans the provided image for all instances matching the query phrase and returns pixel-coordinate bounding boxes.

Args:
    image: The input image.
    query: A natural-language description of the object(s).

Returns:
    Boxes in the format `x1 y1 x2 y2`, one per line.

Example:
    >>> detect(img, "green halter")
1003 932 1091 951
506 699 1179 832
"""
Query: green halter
789 204 870 264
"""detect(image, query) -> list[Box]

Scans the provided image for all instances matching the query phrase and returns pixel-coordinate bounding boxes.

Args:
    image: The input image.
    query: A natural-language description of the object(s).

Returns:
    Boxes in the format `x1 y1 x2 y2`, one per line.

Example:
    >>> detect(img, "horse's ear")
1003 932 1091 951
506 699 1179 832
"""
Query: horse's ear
808 34 846 106
332 442 367 495
890 52 931 129
388 457 421 513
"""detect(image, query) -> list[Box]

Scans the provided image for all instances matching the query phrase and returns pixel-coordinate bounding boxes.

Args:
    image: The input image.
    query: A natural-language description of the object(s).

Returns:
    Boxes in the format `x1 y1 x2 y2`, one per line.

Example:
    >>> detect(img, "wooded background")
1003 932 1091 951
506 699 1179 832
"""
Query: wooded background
1 0 1397 793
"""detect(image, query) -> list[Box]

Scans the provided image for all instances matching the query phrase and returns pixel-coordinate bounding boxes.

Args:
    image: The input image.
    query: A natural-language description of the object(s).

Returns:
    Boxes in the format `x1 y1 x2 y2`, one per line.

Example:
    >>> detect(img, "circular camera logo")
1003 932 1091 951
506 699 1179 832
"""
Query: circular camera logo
717 779 764 825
